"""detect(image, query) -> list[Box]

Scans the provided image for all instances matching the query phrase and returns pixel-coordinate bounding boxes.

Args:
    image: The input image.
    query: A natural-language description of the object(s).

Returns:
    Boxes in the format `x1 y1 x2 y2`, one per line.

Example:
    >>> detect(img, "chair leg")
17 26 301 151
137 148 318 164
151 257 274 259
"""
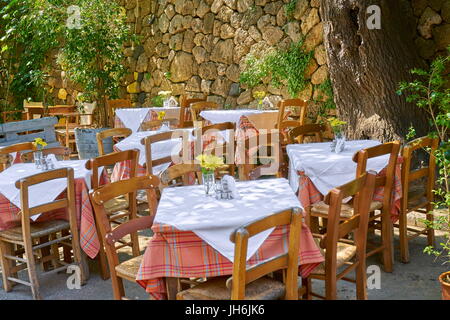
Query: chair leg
97 245 110 280
380 211 394 273
111 274 126 300
24 243 41 300
426 203 435 247
301 277 312 300
0 240 16 292
355 261 368 300
325 273 337 300
399 209 410 264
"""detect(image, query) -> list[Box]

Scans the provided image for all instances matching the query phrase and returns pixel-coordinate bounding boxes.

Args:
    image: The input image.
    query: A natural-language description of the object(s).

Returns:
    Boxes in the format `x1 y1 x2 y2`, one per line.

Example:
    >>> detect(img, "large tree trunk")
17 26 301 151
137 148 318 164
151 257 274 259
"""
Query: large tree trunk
320 0 429 141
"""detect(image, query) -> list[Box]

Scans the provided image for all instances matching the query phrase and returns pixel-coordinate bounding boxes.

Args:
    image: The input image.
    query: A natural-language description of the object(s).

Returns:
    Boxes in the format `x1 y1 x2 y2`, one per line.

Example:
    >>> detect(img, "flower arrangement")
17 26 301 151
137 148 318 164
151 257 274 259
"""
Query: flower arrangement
32 138 47 150
158 90 172 99
328 117 347 135
157 111 166 121
253 91 266 107
196 154 224 174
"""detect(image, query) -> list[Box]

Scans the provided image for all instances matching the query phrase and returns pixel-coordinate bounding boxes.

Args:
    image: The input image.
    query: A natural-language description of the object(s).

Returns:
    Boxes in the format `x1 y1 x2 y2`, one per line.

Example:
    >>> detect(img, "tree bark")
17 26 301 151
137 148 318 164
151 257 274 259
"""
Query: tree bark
320 0 429 141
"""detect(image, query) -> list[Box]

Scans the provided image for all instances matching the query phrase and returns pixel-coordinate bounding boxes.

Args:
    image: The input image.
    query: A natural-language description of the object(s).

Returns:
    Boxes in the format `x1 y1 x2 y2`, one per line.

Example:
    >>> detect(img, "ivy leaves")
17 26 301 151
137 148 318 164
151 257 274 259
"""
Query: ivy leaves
239 40 313 98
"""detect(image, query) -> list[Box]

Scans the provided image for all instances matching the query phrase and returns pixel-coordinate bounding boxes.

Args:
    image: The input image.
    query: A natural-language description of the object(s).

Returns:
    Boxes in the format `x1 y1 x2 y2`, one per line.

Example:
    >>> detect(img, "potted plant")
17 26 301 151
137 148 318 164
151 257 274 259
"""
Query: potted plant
398 46 450 299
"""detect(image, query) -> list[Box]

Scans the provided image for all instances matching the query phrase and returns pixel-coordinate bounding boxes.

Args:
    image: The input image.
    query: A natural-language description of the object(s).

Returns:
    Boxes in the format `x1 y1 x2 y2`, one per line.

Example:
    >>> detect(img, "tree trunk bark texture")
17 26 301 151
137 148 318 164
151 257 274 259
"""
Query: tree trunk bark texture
320 0 429 142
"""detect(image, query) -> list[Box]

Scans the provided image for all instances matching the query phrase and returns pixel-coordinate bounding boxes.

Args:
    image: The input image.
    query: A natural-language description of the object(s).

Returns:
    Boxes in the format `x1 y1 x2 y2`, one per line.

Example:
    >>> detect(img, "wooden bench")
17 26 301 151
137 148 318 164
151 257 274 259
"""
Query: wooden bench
0 117 60 148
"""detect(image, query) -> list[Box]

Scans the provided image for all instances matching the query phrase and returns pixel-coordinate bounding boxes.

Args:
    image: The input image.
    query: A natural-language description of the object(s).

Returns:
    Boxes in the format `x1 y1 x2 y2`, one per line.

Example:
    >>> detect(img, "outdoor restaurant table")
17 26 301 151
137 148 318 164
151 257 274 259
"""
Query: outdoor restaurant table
136 178 324 300
111 128 194 181
0 160 101 259
287 140 402 221
114 107 180 133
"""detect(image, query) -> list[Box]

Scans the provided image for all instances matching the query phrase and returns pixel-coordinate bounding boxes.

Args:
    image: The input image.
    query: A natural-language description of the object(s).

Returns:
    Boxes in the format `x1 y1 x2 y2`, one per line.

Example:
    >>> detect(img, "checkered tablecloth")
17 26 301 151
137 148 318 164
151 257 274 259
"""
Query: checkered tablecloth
136 222 324 300
0 176 100 259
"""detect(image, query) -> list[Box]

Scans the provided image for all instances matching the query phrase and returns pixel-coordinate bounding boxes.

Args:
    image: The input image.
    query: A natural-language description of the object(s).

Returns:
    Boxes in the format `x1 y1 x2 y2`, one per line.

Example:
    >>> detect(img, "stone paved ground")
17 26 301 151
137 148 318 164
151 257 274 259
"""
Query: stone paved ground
0 230 446 300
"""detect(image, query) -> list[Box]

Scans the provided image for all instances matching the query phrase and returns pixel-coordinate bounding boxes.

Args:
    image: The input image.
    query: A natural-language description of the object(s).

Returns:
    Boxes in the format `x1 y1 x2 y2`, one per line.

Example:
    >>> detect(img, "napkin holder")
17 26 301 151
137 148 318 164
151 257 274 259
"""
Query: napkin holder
215 175 241 200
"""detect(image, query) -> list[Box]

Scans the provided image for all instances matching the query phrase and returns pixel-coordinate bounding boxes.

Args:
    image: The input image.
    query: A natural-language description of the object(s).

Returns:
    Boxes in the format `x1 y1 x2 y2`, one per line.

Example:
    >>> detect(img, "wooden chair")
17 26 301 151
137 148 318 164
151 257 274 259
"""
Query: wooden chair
0 142 36 172
106 99 132 127
89 175 160 300
23 101 44 120
306 171 376 300
179 95 206 128
140 120 163 131
277 99 308 143
96 128 132 156
310 141 401 273
0 168 86 300
1 110 26 123
85 149 139 280
50 109 80 159
190 101 219 127
159 163 202 189
289 123 326 144
237 132 283 181
176 207 304 300
399 136 438 263
20 146 71 162
197 122 236 178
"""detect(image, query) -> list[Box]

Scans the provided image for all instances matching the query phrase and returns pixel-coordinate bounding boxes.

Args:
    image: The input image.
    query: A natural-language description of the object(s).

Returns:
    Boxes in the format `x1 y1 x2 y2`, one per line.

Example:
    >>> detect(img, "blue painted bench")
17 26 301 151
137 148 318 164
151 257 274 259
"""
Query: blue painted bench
0 117 60 148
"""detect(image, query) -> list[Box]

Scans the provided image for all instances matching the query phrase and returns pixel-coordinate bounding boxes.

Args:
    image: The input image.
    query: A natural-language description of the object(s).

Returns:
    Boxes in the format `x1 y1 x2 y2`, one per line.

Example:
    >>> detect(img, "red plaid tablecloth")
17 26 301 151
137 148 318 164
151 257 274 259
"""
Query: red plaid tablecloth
297 162 403 222
136 222 324 300
0 177 100 259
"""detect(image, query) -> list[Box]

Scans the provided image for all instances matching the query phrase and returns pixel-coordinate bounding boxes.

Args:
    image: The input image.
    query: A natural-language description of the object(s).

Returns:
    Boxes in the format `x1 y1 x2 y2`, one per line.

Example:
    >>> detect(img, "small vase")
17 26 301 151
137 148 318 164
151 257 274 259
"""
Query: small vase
163 98 170 108
331 132 346 153
202 171 215 196
34 151 43 169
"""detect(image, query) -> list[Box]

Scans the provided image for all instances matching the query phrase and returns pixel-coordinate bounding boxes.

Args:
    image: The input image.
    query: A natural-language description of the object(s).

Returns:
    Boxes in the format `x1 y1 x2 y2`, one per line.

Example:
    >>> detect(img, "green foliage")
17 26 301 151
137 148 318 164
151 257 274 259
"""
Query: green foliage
284 0 298 21
151 95 164 107
313 79 336 119
58 0 132 126
239 40 313 98
0 0 66 108
398 46 450 265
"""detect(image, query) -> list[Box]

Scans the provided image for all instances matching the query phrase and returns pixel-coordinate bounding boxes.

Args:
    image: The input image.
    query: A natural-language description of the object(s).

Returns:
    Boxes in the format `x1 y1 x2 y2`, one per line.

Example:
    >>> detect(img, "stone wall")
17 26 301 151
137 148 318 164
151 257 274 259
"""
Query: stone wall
45 0 449 116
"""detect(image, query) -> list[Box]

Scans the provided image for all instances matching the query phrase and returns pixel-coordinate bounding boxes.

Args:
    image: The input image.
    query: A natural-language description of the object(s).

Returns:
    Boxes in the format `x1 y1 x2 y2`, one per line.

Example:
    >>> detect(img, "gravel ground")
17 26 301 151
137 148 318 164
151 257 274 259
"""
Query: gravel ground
0 230 446 300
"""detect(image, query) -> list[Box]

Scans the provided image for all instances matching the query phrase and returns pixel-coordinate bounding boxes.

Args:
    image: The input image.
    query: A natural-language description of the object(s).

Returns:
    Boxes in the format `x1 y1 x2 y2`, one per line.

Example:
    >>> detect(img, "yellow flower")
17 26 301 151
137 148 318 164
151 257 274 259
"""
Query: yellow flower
253 91 266 100
157 111 166 120
32 138 47 150
327 117 347 128
196 154 224 172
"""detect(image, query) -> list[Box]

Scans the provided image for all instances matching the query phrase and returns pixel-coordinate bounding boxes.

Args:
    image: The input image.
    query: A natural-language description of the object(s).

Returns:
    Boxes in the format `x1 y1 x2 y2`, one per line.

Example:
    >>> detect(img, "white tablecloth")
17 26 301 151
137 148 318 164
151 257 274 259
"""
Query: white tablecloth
114 129 193 173
115 107 180 133
200 109 273 125
155 178 302 262
287 140 389 194
0 160 94 220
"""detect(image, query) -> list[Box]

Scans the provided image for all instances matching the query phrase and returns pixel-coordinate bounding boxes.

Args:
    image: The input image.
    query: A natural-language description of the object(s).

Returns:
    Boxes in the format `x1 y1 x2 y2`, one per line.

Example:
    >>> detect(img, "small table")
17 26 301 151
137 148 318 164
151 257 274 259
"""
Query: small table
114 107 181 133
287 140 402 220
136 178 324 299
0 160 101 259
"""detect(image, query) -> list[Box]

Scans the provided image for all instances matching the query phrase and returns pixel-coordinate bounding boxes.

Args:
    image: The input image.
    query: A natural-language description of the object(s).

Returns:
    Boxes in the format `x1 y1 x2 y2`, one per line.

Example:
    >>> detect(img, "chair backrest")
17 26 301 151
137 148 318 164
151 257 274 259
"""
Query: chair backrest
1 110 26 123
140 120 162 131
23 101 44 120
159 163 202 188
319 172 376 298
141 129 187 175
89 175 160 275
237 131 282 180
190 101 219 125
288 123 326 144
0 117 59 148
401 136 439 208
277 99 308 130
85 149 139 189
20 146 71 162
96 128 132 156
179 95 206 128
0 142 36 171
106 99 132 127
353 141 400 210
15 168 78 245
226 207 303 300
196 122 236 162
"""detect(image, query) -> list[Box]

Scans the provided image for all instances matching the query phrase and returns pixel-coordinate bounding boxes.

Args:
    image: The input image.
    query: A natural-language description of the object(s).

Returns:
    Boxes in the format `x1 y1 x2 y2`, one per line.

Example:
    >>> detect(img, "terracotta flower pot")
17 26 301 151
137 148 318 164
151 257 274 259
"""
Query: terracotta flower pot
439 271 450 300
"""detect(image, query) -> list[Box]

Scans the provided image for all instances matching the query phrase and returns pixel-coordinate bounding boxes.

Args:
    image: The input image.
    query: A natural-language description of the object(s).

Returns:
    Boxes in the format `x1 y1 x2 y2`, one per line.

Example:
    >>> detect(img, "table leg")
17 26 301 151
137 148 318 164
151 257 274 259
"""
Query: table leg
165 277 179 300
